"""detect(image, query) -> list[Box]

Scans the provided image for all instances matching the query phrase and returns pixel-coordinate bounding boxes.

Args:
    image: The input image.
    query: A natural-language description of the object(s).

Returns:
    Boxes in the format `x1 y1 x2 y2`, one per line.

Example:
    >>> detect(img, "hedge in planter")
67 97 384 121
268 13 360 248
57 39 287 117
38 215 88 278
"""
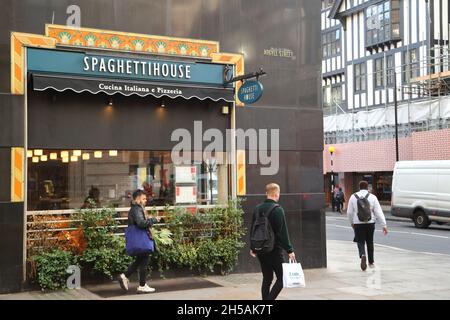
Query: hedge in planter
32 249 78 291
149 199 246 276
75 205 132 279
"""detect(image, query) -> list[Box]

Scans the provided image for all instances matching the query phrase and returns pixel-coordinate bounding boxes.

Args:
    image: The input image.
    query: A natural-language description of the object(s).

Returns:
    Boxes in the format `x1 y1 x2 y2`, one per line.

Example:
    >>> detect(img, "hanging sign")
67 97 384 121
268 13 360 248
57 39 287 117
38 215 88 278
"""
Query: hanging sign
237 80 264 104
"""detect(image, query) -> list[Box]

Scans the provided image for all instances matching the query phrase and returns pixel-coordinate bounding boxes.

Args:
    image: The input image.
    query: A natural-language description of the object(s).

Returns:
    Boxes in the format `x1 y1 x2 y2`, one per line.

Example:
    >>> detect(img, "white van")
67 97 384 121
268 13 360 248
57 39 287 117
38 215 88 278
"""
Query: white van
391 160 450 228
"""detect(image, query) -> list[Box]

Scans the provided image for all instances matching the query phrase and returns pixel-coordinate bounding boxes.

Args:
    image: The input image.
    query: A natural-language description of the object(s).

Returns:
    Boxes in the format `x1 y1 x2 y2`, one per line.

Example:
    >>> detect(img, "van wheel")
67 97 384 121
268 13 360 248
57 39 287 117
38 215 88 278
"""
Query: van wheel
413 210 431 229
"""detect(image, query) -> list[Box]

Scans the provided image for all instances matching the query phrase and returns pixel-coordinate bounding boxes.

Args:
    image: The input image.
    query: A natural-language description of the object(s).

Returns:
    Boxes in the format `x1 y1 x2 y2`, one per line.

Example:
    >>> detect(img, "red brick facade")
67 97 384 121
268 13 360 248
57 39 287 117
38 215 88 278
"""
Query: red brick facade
324 128 450 173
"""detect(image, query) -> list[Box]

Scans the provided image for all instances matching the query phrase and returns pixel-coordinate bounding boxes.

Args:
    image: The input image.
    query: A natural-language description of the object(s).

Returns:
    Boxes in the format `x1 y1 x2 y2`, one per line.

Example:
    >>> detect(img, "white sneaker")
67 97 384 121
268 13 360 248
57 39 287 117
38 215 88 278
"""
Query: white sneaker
118 273 129 291
137 284 156 294
369 263 375 269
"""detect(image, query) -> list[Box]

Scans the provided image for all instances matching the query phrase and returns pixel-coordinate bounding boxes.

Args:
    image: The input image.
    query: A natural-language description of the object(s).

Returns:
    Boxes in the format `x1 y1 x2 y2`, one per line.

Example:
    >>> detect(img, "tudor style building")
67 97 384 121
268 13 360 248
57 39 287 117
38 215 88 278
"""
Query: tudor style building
322 0 450 205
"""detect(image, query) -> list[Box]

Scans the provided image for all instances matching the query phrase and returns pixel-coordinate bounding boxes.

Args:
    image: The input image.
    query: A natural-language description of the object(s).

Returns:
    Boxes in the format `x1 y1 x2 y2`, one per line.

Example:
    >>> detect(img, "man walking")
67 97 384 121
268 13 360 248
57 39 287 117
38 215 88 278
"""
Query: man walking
336 187 345 213
250 183 295 300
347 181 388 271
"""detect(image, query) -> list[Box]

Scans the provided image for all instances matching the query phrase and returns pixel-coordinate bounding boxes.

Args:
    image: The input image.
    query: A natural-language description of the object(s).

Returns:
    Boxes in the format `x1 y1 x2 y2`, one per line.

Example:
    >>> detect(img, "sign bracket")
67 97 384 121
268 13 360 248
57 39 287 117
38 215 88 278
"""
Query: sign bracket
225 68 267 85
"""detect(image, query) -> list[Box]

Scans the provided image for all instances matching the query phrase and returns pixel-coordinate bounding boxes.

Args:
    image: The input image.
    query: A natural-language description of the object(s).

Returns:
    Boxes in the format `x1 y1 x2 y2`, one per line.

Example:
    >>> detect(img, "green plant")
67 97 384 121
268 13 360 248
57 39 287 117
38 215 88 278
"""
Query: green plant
75 206 132 279
148 199 246 276
32 249 77 291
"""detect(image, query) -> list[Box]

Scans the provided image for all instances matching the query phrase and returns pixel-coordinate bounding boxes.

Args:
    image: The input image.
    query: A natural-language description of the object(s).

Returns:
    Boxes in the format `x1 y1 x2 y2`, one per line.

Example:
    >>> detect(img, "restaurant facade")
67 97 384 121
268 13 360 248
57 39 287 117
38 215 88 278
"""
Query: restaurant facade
0 0 324 293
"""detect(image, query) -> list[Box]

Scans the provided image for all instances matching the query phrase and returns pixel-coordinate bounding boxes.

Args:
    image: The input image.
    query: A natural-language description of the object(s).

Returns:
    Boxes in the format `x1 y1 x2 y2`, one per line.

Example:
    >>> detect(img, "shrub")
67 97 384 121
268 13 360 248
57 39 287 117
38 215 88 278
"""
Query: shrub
32 249 77 291
75 206 132 279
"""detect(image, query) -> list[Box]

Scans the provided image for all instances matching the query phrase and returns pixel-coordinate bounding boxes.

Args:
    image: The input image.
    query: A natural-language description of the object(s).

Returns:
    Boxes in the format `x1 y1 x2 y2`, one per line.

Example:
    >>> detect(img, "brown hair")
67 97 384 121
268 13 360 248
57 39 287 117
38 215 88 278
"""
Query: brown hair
266 183 280 196
359 181 369 190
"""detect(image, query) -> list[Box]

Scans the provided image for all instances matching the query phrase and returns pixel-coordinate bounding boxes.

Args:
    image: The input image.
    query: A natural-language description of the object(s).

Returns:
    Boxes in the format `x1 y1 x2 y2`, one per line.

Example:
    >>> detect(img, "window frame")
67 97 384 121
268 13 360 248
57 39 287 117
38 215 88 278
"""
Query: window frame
374 57 385 89
354 62 367 93
322 28 341 59
365 0 401 48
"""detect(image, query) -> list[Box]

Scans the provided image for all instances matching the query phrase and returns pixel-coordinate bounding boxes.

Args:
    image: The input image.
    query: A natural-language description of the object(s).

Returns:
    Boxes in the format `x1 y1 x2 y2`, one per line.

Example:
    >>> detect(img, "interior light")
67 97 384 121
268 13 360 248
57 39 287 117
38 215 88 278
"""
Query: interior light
70 156 78 162
40 155 48 162
82 153 90 160
222 106 229 115
61 151 69 158
32 157 39 163
34 149 43 156
94 151 102 158
62 157 69 163
73 150 82 157
108 98 113 106
50 153 58 160
27 150 33 158
109 150 118 157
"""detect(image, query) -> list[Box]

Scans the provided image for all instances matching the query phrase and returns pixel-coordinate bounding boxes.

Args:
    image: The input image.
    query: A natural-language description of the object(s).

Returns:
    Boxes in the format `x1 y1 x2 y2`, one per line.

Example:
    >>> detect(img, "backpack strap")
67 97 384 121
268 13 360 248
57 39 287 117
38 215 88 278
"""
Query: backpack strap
364 192 370 199
353 193 360 200
259 203 280 218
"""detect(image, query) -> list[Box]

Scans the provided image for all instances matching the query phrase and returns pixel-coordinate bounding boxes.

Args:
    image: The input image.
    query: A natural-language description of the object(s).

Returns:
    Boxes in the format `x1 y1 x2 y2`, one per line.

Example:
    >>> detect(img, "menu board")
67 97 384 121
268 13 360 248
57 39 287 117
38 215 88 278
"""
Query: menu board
175 186 197 204
175 166 197 184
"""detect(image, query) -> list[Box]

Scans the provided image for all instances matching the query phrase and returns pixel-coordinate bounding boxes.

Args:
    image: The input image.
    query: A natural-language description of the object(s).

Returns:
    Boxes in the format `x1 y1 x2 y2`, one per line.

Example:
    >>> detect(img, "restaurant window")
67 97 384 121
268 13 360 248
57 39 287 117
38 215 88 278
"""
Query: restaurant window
354 63 366 92
27 149 230 211
366 0 401 47
322 29 341 58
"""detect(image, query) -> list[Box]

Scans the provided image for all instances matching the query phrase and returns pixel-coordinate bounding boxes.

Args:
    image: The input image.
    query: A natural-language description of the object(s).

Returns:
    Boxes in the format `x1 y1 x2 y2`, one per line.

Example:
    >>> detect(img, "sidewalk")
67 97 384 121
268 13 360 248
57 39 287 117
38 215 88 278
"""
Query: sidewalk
2 240 450 300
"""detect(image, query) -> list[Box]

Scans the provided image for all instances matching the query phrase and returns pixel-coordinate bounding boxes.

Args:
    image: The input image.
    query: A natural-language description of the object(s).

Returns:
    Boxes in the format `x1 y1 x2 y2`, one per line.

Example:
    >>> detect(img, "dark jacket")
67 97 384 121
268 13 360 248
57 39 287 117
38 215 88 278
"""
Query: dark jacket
252 199 294 254
128 203 158 231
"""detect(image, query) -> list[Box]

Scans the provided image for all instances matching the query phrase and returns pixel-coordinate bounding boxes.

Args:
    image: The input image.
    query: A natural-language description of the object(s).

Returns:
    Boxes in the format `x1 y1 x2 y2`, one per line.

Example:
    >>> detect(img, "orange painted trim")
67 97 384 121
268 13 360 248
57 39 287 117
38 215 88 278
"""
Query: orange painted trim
11 148 24 202
237 150 246 196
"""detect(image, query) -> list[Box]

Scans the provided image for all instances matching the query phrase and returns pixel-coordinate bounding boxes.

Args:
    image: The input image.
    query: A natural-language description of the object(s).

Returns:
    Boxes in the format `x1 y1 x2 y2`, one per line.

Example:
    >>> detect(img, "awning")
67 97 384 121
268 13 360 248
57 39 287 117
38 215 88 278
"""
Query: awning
31 73 235 102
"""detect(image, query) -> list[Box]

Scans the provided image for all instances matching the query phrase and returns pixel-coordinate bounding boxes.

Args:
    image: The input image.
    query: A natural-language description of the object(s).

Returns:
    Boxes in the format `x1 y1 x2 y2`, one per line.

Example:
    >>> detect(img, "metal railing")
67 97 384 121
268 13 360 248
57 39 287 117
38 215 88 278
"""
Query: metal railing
26 204 227 242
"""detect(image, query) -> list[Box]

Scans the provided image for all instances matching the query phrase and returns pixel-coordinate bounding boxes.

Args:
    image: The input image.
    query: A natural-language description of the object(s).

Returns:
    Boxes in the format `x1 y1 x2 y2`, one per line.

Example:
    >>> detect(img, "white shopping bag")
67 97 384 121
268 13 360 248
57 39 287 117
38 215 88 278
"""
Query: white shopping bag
282 259 306 288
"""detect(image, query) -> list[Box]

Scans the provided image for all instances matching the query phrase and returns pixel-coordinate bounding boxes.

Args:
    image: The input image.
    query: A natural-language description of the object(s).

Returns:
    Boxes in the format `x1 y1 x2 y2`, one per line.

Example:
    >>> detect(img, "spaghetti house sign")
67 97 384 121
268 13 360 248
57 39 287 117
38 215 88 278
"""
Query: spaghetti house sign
28 47 235 101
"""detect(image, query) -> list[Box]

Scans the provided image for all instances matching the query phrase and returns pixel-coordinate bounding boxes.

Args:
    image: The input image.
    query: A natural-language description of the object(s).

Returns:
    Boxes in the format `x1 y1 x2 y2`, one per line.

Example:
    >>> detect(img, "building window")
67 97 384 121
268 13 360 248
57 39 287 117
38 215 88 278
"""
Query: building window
322 0 335 10
323 84 343 107
402 49 420 83
366 0 401 47
331 85 343 105
322 29 341 58
386 55 395 86
354 63 366 92
374 58 384 88
27 149 229 211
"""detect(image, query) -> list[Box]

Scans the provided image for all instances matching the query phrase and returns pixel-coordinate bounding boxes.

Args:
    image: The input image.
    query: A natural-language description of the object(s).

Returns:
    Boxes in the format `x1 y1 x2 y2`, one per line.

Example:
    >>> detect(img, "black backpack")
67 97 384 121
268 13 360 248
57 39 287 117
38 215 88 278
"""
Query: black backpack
354 193 372 222
250 204 279 254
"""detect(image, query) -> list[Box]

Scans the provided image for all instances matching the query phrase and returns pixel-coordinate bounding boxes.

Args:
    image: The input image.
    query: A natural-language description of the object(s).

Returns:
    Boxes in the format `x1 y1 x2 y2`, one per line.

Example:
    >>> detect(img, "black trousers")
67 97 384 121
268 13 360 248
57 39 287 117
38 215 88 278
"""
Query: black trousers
257 248 284 300
125 253 150 286
353 223 375 264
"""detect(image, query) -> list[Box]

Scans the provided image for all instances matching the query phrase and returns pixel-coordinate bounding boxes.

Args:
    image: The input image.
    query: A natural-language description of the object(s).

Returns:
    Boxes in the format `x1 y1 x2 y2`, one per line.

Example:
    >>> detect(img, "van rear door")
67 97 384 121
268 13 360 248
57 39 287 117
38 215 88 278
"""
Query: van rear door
436 162 450 222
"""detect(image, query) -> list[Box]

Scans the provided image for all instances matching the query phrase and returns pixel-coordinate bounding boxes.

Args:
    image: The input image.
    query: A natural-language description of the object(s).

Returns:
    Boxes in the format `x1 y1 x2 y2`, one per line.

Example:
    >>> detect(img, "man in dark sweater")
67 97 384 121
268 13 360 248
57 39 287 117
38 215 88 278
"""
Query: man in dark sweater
250 183 295 300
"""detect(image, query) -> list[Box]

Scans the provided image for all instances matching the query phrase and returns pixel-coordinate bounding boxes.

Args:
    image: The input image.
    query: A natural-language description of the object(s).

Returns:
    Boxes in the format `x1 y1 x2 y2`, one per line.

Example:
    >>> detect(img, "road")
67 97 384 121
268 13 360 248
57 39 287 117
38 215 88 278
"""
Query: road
326 214 450 255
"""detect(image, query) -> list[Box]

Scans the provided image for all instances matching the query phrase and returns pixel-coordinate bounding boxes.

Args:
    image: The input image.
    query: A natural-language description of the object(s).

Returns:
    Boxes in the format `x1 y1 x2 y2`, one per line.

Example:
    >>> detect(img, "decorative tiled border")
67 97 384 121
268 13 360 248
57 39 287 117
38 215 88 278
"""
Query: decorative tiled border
46 24 219 58
11 32 56 94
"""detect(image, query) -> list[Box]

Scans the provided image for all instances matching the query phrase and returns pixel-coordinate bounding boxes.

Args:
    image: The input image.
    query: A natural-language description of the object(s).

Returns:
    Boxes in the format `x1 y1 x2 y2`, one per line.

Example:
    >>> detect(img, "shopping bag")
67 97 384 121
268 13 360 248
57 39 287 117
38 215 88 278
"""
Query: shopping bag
125 225 155 256
282 259 305 288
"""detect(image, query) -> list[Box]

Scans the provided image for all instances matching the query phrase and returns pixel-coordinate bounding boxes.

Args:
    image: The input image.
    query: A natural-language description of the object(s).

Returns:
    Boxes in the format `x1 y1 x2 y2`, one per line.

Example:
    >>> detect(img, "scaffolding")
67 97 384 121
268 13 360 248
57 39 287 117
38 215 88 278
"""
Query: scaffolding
323 45 450 145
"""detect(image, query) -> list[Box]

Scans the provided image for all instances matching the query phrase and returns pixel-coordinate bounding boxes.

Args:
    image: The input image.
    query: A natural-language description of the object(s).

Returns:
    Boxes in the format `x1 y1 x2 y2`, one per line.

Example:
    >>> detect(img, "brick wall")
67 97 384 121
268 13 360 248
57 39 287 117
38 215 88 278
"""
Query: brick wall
324 128 450 173
412 128 450 160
